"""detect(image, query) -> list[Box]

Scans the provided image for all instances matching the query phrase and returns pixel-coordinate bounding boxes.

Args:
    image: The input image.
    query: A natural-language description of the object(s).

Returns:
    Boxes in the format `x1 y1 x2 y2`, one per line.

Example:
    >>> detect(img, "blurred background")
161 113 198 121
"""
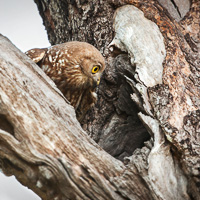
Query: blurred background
0 0 49 51
0 0 50 199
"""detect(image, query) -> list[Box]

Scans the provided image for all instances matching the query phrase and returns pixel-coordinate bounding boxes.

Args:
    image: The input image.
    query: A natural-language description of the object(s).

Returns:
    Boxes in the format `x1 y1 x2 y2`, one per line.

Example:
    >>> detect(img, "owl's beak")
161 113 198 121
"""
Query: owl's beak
97 78 100 85
92 78 100 89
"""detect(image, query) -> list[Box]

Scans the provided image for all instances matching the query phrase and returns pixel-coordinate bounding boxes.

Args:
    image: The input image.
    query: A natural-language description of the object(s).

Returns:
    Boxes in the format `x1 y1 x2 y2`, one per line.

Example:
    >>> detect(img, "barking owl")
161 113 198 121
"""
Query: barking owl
25 41 105 121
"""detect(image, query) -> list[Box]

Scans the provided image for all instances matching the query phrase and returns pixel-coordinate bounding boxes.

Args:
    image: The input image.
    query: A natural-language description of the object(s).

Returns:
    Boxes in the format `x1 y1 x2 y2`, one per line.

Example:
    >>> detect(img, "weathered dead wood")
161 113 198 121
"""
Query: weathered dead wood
0 35 125 199
34 0 200 197
111 0 200 197
0 0 199 199
0 35 158 200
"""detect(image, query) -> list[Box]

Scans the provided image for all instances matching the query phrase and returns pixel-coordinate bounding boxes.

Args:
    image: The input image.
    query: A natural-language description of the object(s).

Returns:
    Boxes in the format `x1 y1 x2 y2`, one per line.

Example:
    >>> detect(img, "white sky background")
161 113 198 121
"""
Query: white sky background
0 0 50 199
0 0 50 52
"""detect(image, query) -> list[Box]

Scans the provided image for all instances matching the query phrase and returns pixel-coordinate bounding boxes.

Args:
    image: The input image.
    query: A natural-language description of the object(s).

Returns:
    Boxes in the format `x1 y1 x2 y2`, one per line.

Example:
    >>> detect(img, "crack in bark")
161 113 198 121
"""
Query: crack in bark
170 0 182 17
0 114 15 137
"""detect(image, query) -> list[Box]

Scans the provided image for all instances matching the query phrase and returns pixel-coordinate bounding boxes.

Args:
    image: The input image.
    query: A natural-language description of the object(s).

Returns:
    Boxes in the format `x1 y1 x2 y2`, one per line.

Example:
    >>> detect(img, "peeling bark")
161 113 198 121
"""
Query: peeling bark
0 0 199 199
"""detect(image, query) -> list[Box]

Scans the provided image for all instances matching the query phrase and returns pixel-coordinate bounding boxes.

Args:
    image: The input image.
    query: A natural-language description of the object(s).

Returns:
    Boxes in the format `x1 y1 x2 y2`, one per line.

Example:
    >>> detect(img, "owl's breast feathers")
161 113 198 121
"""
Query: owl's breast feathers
25 42 104 121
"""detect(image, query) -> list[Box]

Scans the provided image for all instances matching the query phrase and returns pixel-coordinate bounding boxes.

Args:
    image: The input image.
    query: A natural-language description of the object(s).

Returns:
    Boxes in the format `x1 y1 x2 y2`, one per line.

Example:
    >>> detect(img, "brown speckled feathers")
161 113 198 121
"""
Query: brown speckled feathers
26 41 105 121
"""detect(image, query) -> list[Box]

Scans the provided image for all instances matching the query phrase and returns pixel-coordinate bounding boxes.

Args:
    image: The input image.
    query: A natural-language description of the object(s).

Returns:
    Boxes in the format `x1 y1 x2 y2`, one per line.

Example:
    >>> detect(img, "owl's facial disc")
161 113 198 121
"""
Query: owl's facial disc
80 58 103 85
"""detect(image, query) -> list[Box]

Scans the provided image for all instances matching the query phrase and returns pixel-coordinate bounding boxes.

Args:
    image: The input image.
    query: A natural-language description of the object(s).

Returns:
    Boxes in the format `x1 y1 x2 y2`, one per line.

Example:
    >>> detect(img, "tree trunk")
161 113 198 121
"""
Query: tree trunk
0 0 199 199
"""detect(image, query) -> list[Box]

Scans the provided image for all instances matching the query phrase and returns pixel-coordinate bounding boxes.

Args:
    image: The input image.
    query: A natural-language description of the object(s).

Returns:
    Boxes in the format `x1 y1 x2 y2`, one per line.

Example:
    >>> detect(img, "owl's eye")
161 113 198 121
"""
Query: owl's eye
92 65 100 74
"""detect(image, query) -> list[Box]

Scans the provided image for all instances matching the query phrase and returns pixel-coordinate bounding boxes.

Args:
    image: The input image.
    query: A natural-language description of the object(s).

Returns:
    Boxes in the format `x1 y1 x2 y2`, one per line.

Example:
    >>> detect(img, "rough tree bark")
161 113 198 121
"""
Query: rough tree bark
0 0 199 199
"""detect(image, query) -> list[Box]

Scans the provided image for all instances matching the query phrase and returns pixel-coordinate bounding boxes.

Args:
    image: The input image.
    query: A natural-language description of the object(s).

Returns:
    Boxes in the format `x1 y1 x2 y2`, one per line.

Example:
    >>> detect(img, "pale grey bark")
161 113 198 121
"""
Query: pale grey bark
0 0 199 199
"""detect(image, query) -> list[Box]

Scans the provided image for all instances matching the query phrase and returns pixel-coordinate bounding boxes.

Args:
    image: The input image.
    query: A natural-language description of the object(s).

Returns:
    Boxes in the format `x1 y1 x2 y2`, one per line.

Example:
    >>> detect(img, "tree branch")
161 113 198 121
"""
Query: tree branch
0 34 126 199
0 0 199 199
0 34 162 200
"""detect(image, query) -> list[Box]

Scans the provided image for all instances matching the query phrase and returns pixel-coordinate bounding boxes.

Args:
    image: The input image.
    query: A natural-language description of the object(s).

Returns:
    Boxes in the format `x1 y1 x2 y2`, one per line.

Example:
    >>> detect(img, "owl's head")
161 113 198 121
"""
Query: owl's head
26 41 106 90
62 41 106 88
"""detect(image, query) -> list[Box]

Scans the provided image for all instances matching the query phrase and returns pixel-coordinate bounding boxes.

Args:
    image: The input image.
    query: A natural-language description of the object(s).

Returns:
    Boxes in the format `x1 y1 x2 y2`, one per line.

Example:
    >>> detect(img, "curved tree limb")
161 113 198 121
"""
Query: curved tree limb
0 35 126 199
0 0 199 199
0 34 162 200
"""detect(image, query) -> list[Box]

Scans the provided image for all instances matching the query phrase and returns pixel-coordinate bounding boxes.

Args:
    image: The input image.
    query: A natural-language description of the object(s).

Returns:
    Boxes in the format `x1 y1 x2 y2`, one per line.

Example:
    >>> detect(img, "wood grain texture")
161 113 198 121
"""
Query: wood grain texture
0 35 157 200
0 0 199 199
108 1 200 197
0 35 123 200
